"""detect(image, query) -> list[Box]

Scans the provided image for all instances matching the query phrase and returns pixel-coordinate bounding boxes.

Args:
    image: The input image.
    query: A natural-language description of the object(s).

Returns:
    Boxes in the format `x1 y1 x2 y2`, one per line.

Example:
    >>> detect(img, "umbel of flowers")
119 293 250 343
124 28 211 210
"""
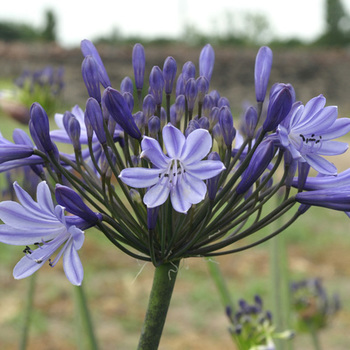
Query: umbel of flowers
0 40 349 349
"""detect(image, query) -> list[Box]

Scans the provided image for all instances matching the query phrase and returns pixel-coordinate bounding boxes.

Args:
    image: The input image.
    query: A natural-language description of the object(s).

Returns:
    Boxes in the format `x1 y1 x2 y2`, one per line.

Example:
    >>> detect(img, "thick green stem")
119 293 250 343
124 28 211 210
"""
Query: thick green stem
137 260 180 350
74 285 98 350
19 274 36 350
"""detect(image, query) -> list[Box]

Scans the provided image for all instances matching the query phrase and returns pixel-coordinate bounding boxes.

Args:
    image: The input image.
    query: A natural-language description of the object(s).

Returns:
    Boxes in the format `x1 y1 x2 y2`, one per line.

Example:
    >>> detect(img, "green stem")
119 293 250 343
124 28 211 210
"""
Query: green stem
206 258 234 312
19 274 36 350
74 285 98 350
137 260 180 350
310 326 322 350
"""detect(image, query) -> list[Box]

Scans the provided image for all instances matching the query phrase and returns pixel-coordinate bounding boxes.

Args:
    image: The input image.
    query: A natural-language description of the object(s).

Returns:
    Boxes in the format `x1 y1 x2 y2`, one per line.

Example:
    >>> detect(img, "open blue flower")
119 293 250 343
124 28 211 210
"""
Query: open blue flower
277 95 350 175
119 123 225 213
0 181 85 285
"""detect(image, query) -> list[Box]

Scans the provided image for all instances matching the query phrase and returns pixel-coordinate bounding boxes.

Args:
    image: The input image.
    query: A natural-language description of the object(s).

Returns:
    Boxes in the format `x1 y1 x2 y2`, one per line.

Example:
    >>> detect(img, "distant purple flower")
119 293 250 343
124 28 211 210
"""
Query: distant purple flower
277 95 350 175
119 123 225 213
0 181 85 285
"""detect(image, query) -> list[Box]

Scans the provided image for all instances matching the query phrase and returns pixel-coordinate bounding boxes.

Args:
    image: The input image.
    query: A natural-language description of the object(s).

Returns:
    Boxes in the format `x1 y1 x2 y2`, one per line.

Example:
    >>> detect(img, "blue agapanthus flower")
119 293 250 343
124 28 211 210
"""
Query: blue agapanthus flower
277 94 350 175
119 123 225 213
0 181 85 285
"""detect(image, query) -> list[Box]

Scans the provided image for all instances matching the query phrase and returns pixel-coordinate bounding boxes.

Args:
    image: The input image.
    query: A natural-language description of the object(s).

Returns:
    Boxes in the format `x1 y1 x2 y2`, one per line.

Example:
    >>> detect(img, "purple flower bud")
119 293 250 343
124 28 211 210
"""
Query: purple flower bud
123 92 134 113
85 97 106 145
219 106 236 147
147 206 159 231
297 162 311 191
209 90 220 106
185 78 198 112
185 119 200 137
175 73 185 97
148 115 160 137
55 184 100 225
198 116 210 130
174 94 186 123
143 94 156 120
102 87 141 140
207 151 221 200
218 96 230 108
81 39 111 88
120 76 134 94
270 82 296 104
263 86 293 132
243 106 258 138
236 139 275 194
29 103 54 153
163 56 177 95
202 94 214 117
254 46 273 102
63 112 81 151
149 66 164 105
182 61 196 84
199 44 215 82
133 111 145 131
209 106 220 128
196 76 209 104
212 122 224 147
132 43 145 91
160 107 167 127
296 188 350 211
81 55 101 103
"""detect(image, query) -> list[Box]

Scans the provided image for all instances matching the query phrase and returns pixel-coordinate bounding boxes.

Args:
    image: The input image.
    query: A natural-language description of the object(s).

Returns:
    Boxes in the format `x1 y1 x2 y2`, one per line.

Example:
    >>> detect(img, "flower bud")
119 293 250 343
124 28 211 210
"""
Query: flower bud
81 39 111 88
175 73 185 97
63 112 81 151
102 87 141 140
199 44 215 82
243 106 258 139
209 90 220 106
143 94 156 120
85 97 106 145
55 184 100 225
219 106 236 147
81 55 101 103
202 94 214 117
263 86 293 132
148 115 160 138
123 91 134 113
254 46 273 102
236 139 275 194
198 116 209 130
132 43 145 91
147 206 160 231
182 61 196 84
185 78 198 112
196 76 209 104
120 76 133 94
149 66 164 105
185 119 200 137
174 94 186 123
29 103 54 153
163 56 177 95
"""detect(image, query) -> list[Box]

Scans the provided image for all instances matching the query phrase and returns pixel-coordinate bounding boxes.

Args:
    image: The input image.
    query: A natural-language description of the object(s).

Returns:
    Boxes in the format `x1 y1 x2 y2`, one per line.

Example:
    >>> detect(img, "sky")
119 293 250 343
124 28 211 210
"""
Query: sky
2 0 350 47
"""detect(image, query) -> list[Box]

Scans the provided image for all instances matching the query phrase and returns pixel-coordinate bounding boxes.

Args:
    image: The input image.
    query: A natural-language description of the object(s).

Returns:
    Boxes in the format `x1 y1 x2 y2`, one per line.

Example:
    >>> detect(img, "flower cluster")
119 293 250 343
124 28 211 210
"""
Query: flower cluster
0 40 349 284
226 296 293 350
291 278 341 332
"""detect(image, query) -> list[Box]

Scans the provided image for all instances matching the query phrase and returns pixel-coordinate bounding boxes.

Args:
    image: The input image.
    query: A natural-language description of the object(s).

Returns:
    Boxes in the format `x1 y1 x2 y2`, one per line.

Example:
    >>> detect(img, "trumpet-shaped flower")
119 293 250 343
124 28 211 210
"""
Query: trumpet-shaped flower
277 95 350 175
0 181 85 285
119 123 225 213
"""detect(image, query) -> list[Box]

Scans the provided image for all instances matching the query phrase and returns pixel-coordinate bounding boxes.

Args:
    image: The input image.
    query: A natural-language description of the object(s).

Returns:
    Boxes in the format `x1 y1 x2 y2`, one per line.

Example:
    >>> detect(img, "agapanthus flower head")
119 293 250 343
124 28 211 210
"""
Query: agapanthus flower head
291 278 340 332
277 94 350 175
0 181 85 285
119 123 225 213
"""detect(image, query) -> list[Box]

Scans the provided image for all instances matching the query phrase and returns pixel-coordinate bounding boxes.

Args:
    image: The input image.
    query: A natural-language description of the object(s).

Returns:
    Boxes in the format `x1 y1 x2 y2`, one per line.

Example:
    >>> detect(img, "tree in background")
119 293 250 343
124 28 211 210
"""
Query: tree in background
41 10 56 42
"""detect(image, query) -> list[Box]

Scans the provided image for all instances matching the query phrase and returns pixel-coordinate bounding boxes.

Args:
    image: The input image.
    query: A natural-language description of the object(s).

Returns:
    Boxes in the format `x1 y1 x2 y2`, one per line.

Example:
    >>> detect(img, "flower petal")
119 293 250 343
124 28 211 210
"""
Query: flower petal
181 129 212 165
119 167 161 188
141 136 170 169
185 160 225 180
63 241 84 286
143 180 170 208
316 141 348 156
162 123 185 158
179 173 207 204
170 183 191 214
321 118 350 140
13 255 45 279
303 154 337 175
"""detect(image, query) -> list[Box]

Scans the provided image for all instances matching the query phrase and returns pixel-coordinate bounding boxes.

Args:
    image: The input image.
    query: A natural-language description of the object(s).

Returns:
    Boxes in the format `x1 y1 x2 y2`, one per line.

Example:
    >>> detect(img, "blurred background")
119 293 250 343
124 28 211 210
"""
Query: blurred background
0 0 350 349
